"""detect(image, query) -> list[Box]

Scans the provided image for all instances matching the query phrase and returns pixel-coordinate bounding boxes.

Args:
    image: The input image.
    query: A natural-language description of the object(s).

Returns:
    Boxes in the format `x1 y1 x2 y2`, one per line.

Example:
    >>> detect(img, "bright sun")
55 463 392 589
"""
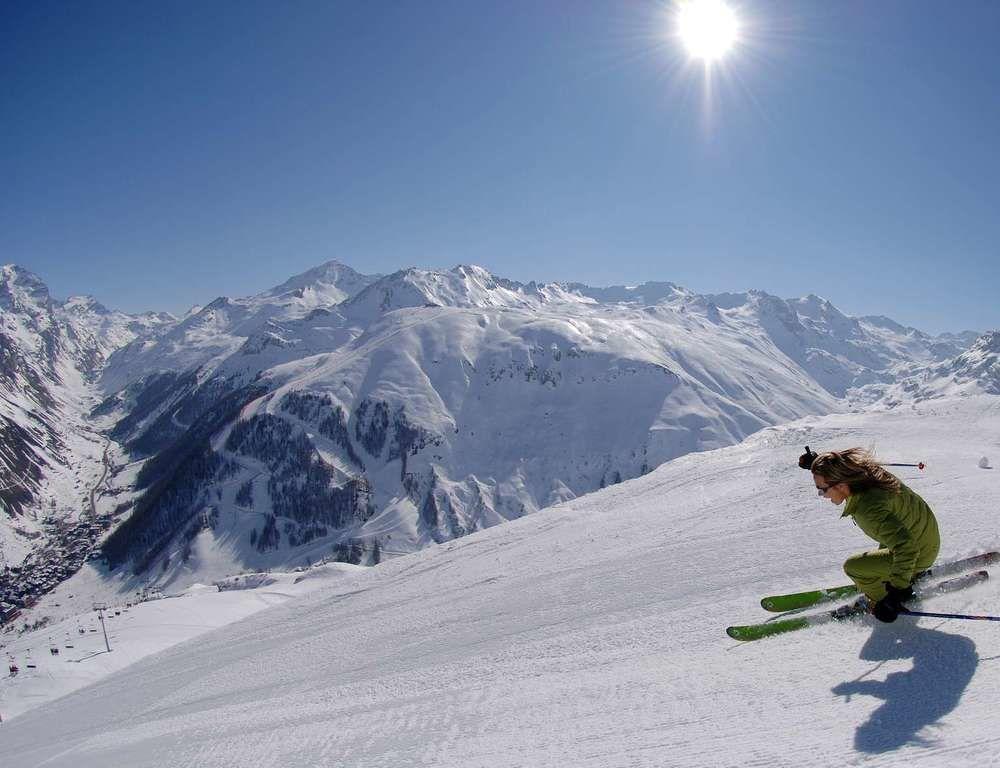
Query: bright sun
677 0 739 62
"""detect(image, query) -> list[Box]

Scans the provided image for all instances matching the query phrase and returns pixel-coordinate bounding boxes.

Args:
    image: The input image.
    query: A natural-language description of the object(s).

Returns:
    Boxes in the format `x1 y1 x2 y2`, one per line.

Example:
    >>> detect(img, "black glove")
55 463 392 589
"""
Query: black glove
872 583 915 623
798 446 818 470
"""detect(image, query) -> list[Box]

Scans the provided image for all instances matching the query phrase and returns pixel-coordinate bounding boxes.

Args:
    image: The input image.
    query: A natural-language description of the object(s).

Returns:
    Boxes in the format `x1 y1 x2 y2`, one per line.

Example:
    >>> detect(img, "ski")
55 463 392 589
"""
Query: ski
759 551 1000 612
728 569 990 642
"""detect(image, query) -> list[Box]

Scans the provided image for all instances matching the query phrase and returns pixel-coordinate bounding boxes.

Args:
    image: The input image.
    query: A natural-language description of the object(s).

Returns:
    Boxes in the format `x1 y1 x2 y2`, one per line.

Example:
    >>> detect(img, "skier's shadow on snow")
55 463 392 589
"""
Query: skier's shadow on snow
831 621 978 754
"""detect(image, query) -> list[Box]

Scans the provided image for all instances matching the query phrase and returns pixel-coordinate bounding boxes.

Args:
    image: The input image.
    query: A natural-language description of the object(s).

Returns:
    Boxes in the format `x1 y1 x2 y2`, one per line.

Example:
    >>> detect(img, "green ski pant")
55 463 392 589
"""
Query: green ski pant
843 547 939 602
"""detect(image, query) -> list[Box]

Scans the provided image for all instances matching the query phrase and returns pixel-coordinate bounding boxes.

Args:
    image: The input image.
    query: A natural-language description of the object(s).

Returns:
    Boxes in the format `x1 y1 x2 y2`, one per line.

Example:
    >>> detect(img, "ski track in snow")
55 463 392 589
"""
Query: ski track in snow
2 397 1000 767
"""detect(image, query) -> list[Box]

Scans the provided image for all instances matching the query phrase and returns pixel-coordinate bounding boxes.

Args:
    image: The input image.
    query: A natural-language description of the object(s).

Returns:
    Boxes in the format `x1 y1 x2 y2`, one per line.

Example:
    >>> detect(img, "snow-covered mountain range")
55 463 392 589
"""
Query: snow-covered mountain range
861 330 1000 405
0 260 994 603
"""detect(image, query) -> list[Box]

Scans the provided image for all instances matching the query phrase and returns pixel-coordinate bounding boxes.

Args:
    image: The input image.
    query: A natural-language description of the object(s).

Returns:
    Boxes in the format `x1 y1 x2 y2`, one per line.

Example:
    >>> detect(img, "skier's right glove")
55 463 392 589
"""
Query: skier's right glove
798 446 818 470
872 583 915 623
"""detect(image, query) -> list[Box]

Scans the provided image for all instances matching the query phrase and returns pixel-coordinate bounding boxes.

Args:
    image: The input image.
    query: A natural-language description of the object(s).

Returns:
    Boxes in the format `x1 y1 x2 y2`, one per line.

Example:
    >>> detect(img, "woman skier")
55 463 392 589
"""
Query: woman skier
799 446 940 623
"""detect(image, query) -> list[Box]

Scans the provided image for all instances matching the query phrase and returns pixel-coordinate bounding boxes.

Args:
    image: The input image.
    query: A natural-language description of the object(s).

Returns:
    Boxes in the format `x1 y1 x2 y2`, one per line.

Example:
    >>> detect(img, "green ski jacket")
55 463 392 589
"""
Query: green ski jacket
842 483 941 588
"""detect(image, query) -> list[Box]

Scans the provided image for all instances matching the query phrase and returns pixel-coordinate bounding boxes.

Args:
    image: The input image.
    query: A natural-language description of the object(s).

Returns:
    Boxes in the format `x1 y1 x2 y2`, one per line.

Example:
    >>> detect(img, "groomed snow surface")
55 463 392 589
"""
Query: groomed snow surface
3 396 1000 767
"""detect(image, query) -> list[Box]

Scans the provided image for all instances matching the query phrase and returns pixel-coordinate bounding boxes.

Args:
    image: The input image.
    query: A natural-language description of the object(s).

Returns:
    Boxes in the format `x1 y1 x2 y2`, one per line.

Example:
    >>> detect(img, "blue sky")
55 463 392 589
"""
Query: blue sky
3 1 999 333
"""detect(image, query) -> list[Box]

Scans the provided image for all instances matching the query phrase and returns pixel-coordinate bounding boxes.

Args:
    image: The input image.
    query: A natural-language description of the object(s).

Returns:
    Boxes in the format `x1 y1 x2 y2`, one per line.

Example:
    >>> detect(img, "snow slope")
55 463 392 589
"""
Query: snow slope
2 395 999 767
0 563 365 722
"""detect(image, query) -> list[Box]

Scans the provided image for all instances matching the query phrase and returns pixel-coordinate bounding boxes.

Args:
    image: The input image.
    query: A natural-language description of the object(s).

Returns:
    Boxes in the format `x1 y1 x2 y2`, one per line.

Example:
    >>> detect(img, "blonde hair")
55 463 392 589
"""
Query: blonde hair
810 447 901 494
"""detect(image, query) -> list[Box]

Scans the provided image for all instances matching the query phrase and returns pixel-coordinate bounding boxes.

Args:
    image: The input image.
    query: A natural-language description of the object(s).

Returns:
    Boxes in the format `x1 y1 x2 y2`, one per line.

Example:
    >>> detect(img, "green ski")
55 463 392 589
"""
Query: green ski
729 569 989 642
760 551 1000 612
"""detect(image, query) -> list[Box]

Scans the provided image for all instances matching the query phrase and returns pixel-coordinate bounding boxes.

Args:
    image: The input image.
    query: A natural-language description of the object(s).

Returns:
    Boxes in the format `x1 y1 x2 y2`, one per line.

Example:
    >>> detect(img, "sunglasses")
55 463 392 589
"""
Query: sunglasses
816 484 837 497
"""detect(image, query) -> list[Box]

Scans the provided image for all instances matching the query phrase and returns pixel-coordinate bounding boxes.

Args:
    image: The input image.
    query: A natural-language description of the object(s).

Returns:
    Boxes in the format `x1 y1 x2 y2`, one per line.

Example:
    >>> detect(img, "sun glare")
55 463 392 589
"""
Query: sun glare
677 0 739 62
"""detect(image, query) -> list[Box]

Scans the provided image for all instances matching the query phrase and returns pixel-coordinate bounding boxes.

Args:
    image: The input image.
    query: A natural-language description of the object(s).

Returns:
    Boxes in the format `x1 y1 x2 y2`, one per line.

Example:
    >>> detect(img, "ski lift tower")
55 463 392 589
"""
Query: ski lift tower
92 602 112 653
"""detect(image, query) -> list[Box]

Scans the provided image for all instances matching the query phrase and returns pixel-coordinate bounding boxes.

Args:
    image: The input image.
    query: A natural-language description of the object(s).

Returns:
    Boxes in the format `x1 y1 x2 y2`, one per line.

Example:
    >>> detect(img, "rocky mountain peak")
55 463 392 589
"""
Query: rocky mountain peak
942 331 1000 391
969 330 1000 353
1 264 53 316
61 295 111 316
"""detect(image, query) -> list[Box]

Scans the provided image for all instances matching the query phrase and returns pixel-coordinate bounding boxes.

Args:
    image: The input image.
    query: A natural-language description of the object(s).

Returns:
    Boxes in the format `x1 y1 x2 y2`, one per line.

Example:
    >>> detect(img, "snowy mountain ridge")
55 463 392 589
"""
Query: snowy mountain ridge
98 260 380 394
87 263 993 591
866 329 1000 405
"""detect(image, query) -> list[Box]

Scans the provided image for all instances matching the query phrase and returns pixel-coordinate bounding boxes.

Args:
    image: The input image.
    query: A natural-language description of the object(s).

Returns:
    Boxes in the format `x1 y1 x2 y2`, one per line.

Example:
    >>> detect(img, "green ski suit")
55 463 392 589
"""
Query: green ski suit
841 483 940 602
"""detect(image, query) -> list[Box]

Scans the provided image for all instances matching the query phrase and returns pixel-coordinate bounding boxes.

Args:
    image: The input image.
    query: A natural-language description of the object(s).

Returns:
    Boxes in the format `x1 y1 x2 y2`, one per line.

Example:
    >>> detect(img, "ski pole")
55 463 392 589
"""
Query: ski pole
884 462 925 470
901 608 1000 623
